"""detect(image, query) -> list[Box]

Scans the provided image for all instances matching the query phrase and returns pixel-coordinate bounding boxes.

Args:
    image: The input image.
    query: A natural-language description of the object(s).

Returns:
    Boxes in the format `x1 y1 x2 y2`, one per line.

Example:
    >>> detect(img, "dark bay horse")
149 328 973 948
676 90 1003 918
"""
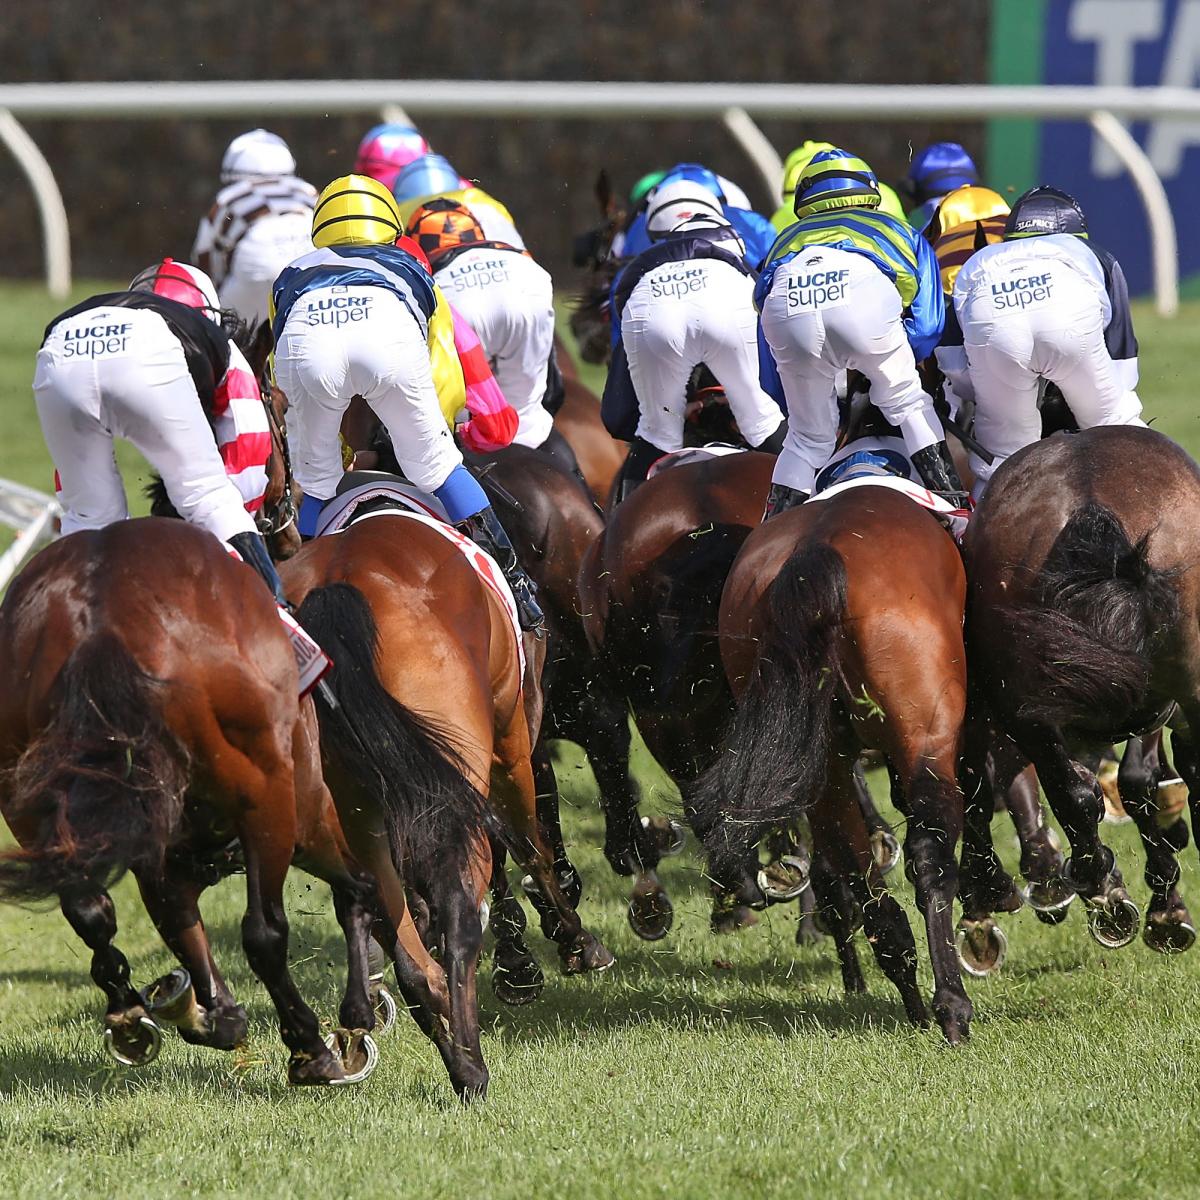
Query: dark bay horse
690 486 974 1044
0 521 356 1084
962 426 1200 955
283 513 615 1099
553 337 625 508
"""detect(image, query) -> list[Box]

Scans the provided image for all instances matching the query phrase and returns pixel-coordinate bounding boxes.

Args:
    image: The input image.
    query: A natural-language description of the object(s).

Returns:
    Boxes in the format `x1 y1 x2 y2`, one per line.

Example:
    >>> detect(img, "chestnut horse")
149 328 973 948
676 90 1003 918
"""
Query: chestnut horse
283 514 615 1098
962 426 1200 955
0 521 358 1084
690 486 974 1044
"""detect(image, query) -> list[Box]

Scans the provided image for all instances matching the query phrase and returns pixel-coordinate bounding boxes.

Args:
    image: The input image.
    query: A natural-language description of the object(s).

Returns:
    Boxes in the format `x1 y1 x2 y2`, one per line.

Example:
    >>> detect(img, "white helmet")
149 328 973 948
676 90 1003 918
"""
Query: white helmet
645 180 725 241
220 129 296 183
716 175 752 210
668 214 746 258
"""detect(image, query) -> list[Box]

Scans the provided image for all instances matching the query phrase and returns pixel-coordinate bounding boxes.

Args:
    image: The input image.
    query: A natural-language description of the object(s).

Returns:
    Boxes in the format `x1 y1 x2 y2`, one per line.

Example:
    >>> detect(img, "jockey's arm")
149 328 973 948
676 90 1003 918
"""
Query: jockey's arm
212 342 271 512
449 303 518 452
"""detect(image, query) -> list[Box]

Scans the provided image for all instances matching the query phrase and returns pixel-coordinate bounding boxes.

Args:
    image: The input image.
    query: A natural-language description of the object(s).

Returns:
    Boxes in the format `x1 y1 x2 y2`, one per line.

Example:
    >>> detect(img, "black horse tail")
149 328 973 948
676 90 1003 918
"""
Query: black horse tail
0 634 189 903
689 542 848 881
297 583 489 885
998 501 1178 729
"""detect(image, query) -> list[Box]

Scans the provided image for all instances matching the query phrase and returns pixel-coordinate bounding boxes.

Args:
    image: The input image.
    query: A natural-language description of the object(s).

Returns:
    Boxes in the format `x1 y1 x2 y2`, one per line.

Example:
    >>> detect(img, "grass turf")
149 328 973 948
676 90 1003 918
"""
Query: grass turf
1 283 1200 1199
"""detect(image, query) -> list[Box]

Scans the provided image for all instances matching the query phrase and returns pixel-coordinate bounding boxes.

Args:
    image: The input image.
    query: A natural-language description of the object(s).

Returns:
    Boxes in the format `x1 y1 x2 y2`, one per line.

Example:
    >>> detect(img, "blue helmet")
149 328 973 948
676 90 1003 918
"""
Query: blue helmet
1004 185 1088 239
906 142 979 204
391 153 463 203
794 149 881 218
658 162 725 202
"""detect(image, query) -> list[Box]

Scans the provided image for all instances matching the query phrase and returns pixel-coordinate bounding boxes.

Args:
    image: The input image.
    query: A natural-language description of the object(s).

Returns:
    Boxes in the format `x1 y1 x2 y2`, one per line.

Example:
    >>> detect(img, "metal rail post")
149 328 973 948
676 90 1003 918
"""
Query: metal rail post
0 109 70 297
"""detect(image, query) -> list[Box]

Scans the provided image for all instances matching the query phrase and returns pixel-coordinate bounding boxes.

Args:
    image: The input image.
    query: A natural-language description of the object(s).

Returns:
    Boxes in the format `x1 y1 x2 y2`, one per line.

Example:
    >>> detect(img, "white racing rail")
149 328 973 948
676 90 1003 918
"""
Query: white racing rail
0 80 1192 314
0 479 61 593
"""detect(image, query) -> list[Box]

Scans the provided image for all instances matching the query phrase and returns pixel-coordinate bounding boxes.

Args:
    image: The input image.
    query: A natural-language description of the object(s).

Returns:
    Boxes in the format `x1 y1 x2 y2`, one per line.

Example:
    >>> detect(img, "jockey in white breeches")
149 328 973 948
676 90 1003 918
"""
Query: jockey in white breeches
936 186 1145 497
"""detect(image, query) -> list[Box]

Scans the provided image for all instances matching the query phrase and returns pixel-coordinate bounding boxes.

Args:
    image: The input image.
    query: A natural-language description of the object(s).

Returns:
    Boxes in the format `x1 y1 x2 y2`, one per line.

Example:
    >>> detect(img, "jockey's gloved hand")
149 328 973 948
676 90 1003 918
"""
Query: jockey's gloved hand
910 442 971 510
229 530 289 607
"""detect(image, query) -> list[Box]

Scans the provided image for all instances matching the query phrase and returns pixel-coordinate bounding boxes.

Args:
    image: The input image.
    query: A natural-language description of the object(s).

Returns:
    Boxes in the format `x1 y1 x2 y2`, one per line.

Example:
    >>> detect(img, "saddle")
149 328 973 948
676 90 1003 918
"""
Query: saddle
316 470 450 536
646 444 746 480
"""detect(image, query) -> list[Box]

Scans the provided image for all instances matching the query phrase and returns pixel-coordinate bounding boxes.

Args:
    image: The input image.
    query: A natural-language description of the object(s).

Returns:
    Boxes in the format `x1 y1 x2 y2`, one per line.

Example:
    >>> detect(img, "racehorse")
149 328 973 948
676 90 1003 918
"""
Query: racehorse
962 425 1200 955
553 336 625 508
0 521 359 1084
689 485 975 1044
282 512 616 1098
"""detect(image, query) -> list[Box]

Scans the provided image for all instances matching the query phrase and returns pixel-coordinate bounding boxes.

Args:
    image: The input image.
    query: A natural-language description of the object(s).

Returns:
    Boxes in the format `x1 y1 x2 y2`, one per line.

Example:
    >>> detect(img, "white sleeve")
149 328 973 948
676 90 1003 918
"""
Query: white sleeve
935 343 975 409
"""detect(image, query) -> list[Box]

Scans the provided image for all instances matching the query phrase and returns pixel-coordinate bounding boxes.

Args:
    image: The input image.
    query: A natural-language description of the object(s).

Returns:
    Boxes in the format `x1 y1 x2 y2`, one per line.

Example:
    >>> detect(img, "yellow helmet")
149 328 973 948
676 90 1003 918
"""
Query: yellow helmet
782 141 836 199
928 186 1009 241
312 174 403 248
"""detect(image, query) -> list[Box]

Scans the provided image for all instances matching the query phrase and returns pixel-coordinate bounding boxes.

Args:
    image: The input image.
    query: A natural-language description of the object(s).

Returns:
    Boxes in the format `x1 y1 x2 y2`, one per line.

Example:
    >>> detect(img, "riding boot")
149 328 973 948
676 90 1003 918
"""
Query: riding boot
457 506 546 636
614 436 667 505
910 442 971 509
761 482 809 522
228 530 288 607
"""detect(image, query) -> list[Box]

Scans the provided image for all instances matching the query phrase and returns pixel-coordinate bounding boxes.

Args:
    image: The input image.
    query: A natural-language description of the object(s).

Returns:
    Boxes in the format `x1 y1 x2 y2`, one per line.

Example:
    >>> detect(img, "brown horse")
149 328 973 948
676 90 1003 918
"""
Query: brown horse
0 520 356 1084
553 335 626 508
689 486 974 1044
283 513 615 1099
962 426 1200 955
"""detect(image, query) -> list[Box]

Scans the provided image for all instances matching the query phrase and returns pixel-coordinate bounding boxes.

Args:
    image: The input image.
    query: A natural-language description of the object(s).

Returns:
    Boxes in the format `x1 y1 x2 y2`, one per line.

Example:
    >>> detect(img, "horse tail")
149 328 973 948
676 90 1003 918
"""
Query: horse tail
689 542 848 879
0 634 189 903
996 501 1178 728
297 583 488 884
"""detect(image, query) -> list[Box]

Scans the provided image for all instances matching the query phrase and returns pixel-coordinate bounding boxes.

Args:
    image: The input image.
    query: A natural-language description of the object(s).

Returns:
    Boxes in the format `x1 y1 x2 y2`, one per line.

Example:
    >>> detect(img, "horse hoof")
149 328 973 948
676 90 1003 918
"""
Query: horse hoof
870 829 902 876
757 855 811 903
287 1046 347 1087
711 905 759 935
492 954 545 1006
371 983 398 1033
103 1015 163 1067
561 938 616 976
141 968 200 1030
1085 892 1140 950
1142 911 1197 955
1022 878 1076 924
641 815 687 858
325 1028 379 1085
628 884 674 941
954 918 1008 978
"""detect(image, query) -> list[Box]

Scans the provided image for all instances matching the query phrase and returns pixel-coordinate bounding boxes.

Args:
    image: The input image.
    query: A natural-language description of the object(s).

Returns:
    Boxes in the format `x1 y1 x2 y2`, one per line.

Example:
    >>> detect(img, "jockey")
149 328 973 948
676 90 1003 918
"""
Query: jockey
619 163 777 265
33 259 289 606
405 198 582 477
904 142 980 233
192 129 317 327
602 192 786 500
925 185 1010 294
935 185 1144 497
353 122 432 191
756 148 963 518
391 153 527 250
270 175 545 631
771 141 907 231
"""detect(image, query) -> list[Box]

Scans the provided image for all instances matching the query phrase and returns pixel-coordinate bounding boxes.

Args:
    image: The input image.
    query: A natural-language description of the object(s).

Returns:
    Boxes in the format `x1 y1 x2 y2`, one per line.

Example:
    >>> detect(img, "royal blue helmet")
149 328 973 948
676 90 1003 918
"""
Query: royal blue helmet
1004 185 1088 239
391 153 463 203
658 162 726 202
906 142 979 204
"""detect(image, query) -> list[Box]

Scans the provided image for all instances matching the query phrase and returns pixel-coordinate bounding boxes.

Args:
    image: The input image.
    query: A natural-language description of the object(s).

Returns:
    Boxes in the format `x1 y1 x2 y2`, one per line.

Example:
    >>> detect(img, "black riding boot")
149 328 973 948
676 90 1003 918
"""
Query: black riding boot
614 436 667 505
911 441 971 508
458 506 546 635
761 482 809 522
228 530 287 607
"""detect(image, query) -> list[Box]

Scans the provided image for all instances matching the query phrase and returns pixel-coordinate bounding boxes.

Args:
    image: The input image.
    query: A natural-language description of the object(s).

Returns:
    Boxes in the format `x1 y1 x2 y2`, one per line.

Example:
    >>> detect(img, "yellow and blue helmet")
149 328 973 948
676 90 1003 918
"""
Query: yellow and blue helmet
794 149 881 218
781 141 836 200
312 174 403 248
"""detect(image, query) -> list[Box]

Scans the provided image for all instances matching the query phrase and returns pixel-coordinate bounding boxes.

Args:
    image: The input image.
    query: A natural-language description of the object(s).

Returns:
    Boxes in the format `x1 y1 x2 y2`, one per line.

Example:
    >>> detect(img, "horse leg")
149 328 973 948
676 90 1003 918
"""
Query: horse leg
59 887 161 1066
491 720 615 975
807 843 865 993
134 869 249 1050
531 738 583 906
488 839 545 1006
1171 715 1200 874
811 760 929 1028
1125 729 1196 954
1018 724 1139 949
331 882 379 1035
862 760 901 874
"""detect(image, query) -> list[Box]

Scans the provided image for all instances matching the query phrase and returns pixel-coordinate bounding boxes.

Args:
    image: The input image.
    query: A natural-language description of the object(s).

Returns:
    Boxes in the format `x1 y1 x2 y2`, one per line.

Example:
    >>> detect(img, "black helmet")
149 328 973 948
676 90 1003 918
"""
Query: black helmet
1004 186 1088 239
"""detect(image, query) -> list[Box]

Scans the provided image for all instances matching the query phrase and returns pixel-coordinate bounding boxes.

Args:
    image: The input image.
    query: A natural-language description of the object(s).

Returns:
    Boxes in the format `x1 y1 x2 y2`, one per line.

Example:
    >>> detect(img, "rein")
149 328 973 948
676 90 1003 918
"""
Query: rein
256 382 297 537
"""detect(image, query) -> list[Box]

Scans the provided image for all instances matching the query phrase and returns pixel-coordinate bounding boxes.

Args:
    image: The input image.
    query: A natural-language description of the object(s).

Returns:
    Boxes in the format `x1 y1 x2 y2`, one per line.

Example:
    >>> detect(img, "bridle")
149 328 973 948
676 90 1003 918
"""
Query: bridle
255 377 297 538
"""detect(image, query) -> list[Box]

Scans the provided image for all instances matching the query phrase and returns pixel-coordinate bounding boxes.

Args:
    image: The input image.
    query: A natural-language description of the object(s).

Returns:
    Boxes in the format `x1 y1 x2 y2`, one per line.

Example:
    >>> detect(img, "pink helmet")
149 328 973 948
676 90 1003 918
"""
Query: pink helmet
353 123 432 190
130 258 221 324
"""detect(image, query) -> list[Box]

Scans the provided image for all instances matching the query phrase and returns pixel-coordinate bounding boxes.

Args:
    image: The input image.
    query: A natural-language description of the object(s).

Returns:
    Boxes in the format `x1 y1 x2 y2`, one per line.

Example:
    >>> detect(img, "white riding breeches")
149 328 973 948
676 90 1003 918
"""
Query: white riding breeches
958 270 1144 490
33 306 258 542
219 212 314 327
760 246 943 494
621 258 782 453
274 286 461 501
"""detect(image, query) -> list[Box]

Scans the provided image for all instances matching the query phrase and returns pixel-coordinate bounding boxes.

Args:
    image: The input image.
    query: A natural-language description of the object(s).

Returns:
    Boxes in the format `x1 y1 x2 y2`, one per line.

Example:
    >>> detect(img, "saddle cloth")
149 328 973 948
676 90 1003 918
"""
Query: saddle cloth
315 478 524 674
807 475 970 541
646 443 746 479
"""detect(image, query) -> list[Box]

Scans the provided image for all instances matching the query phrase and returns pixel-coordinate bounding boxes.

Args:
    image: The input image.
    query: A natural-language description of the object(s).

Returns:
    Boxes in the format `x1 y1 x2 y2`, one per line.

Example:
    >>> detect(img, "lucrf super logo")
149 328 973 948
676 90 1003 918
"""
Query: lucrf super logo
786 268 850 309
305 294 374 326
991 272 1054 309
61 321 134 358
649 265 708 299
